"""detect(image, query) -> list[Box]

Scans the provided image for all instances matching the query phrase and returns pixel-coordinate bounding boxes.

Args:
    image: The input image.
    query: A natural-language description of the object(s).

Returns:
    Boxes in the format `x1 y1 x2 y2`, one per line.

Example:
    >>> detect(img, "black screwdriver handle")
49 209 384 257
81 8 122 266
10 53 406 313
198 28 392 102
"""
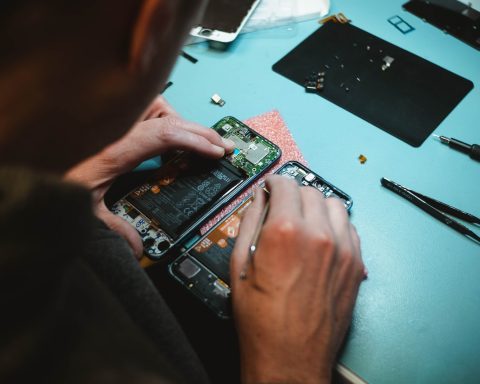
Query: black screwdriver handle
448 138 480 162
470 144 480 161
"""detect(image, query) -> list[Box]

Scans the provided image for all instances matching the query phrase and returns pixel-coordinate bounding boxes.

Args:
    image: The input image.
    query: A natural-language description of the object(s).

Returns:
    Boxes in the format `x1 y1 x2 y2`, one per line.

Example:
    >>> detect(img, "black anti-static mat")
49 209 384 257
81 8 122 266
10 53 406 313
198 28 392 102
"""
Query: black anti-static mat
272 22 474 147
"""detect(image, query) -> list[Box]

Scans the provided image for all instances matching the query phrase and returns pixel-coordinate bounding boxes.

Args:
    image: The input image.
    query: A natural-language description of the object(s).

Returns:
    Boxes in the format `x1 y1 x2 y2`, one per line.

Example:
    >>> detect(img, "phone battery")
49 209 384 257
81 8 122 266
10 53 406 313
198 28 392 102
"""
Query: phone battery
126 157 243 238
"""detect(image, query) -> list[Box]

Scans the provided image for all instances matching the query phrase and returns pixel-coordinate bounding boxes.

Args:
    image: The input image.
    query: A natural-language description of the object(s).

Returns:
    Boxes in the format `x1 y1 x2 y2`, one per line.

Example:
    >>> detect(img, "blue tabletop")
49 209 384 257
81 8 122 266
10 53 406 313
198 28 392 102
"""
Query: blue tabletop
164 1 480 382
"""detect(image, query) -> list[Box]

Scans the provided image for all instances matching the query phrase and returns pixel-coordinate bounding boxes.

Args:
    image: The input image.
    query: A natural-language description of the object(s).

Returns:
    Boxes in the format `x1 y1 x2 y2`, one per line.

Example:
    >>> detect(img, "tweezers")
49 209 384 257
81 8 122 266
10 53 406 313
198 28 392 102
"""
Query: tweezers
239 200 270 280
381 178 480 245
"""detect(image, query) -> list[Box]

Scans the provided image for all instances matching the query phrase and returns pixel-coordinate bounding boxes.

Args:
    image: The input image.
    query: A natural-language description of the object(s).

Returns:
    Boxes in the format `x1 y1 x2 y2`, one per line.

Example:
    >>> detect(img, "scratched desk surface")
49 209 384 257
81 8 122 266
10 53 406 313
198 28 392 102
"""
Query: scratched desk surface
163 0 480 382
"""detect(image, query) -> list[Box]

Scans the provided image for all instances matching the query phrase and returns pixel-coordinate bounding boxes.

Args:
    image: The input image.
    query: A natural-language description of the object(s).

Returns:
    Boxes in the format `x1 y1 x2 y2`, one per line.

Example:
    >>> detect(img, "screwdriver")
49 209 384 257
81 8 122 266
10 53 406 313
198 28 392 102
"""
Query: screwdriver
433 135 480 162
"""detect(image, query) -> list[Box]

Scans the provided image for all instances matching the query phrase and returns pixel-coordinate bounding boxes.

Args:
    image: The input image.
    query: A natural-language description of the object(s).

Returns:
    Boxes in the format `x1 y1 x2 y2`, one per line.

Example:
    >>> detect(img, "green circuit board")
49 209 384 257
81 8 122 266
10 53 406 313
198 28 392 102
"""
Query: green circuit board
213 116 280 177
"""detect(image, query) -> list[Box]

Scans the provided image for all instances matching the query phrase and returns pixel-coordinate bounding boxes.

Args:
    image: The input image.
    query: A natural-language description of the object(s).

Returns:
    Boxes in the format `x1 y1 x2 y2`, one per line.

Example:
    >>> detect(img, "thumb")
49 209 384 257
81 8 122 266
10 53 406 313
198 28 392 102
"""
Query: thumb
97 206 144 259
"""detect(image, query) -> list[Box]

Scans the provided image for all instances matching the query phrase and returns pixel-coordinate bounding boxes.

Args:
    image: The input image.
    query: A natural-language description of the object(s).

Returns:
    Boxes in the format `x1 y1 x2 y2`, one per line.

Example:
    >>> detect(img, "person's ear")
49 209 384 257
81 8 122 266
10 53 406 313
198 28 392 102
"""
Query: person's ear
128 0 172 73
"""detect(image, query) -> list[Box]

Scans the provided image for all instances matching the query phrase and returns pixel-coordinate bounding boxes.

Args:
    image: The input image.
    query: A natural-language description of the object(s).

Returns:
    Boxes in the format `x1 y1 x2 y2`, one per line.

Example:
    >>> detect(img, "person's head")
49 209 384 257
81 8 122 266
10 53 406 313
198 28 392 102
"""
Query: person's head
0 0 205 173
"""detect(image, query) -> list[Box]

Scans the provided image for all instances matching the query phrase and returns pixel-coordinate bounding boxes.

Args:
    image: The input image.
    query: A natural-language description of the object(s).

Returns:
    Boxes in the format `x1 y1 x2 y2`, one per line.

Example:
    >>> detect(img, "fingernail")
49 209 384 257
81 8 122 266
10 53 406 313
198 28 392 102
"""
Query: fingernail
363 267 369 279
222 138 235 148
213 145 225 156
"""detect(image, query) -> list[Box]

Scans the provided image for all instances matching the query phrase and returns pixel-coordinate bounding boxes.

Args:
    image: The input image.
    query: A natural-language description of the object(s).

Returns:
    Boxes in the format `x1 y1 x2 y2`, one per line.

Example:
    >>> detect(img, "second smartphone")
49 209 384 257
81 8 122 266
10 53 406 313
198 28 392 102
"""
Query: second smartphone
169 161 353 318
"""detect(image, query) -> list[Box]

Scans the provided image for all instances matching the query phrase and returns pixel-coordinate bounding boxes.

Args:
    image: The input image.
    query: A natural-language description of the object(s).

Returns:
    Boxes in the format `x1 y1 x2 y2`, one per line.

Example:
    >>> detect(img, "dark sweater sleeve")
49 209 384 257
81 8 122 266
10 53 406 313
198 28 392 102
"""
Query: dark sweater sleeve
0 167 95 349
0 168 209 384
83 219 211 384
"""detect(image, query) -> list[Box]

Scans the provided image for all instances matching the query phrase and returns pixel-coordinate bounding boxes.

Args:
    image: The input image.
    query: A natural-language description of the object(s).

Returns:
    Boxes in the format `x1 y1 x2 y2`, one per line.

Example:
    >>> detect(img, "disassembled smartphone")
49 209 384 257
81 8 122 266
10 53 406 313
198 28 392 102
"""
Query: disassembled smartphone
275 161 353 211
111 117 281 260
190 0 261 43
169 161 353 318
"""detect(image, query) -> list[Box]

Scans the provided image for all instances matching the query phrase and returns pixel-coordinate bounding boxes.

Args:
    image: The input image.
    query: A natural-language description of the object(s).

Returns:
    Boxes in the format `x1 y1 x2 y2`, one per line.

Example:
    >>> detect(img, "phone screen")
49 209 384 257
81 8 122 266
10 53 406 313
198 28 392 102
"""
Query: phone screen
196 0 257 33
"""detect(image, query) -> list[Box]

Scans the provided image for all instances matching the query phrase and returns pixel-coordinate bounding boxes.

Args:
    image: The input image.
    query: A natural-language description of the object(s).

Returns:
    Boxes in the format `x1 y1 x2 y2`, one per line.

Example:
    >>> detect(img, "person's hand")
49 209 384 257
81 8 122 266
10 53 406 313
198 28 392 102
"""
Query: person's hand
65 96 234 258
231 175 365 384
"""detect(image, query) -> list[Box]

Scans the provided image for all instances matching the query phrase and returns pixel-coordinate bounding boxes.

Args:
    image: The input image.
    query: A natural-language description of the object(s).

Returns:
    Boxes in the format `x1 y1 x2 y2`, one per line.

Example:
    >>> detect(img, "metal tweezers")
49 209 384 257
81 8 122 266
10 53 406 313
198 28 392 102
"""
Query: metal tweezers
381 178 480 245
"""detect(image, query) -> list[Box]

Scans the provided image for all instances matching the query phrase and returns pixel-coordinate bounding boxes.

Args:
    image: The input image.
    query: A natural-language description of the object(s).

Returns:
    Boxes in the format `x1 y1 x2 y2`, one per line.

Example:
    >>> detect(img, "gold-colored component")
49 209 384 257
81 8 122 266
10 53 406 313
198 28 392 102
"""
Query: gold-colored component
358 154 367 164
217 238 228 248
215 279 229 289
319 13 351 25
140 256 156 269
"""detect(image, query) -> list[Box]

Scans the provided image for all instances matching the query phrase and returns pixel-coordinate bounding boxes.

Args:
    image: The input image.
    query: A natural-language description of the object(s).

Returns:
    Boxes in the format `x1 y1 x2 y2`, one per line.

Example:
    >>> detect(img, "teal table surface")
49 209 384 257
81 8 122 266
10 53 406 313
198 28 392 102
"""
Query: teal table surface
163 1 480 382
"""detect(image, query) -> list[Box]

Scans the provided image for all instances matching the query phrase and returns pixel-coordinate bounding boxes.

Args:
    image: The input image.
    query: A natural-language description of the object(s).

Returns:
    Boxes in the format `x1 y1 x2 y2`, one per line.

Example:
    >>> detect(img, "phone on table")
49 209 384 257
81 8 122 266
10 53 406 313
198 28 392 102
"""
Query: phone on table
168 161 353 318
190 0 261 43
110 117 281 260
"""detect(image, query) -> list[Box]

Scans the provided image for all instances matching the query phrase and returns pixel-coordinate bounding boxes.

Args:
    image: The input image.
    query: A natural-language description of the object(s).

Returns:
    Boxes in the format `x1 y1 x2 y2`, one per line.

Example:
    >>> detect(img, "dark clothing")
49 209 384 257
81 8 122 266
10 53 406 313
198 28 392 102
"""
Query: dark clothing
0 168 210 384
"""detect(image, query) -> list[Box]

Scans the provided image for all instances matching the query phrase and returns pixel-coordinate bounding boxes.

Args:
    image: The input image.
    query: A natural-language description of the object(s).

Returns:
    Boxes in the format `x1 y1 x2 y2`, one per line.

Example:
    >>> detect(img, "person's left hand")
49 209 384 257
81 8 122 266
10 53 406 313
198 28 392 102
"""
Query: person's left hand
65 96 234 258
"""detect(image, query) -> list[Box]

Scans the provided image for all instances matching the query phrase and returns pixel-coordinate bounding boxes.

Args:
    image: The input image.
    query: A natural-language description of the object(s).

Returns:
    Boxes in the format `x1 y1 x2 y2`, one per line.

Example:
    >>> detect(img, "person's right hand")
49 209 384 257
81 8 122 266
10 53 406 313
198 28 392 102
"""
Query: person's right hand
231 175 365 384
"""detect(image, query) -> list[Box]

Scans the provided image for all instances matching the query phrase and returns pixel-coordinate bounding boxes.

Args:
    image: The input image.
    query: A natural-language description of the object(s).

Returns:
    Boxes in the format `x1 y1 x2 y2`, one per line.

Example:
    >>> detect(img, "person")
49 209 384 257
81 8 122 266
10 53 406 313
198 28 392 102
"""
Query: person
0 1 365 383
